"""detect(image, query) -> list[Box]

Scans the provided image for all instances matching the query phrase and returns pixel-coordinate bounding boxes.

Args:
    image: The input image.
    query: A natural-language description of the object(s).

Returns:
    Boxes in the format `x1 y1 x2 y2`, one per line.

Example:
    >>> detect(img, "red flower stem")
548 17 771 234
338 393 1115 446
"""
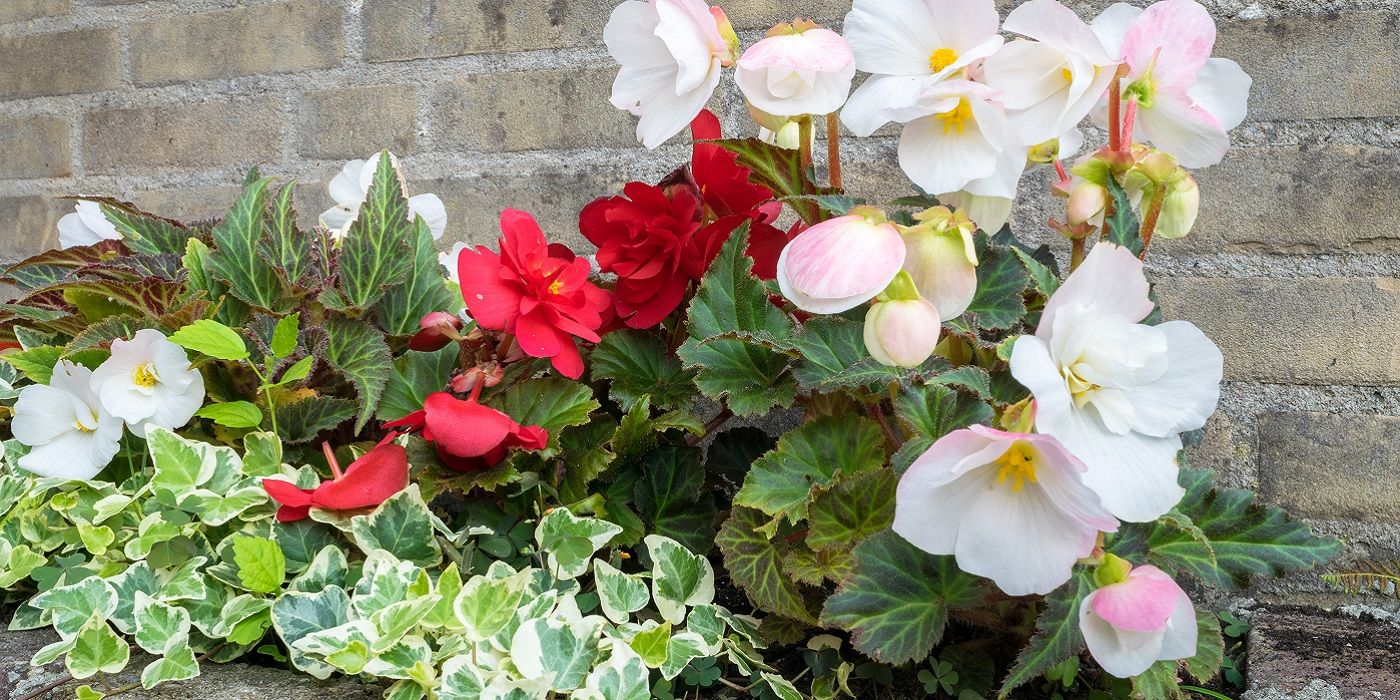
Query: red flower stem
798 116 815 174
1120 98 1138 155
469 380 484 403
322 441 343 481
825 112 843 190
1070 236 1087 273
1106 67 1126 153
1138 183 1169 260
1054 160 1069 184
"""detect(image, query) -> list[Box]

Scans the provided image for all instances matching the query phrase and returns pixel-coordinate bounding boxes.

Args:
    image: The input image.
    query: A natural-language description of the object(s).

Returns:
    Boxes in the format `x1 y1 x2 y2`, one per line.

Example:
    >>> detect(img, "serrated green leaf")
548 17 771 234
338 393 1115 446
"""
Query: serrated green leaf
790 314 944 391
535 507 623 580
821 531 984 665
496 377 600 443
276 396 356 443
169 319 250 361
634 446 716 554
735 415 886 528
1106 176 1144 255
1187 605 1224 684
590 330 696 411
271 313 300 358
378 344 458 422
965 234 1030 330
276 355 315 386
66 614 130 679
258 183 321 289
998 572 1093 697
207 177 289 311
350 486 442 567
1132 660 1184 699
196 401 263 428
97 200 195 256
323 316 392 431
1011 246 1061 297
807 470 897 553
892 384 996 473
716 507 814 624
593 559 650 625
711 139 825 223
338 152 414 309
374 216 457 336
646 535 715 626
1 345 65 383
231 536 286 594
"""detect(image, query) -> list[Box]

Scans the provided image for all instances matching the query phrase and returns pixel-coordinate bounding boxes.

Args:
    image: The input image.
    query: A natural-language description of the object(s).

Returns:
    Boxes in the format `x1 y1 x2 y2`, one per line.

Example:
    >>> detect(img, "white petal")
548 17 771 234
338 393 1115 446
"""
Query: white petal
1010 335 1076 422
654 0 721 94
984 40 1071 112
894 468 995 555
1081 590 1168 678
1136 88 1230 169
898 116 1000 196
634 60 721 149
1042 404 1185 522
12 385 83 446
604 1 669 68
328 159 368 205
1189 58 1251 132
953 484 1096 595
940 191 1013 234
1157 591 1199 660
1090 3 1144 59
843 0 941 76
1122 321 1222 437
1038 243 1154 341
145 381 205 433
841 74 932 137
408 193 449 240
932 0 1001 51
17 428 119 481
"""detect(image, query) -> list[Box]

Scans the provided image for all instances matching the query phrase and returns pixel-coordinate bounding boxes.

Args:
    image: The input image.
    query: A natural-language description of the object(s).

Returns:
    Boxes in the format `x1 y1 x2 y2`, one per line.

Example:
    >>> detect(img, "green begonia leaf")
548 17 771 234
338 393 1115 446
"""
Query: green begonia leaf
633 446 716 555
206 177 290 311
374 216 458 336
716 507 813 623
323 316 393 432
378 344 459 422
735 415 885 530
337 152 414 310
590 330 696 411
892 384 996 473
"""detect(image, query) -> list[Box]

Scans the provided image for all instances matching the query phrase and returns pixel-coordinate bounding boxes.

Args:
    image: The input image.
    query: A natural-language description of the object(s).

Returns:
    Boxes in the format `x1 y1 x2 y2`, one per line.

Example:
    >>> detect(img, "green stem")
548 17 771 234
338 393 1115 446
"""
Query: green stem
246 363 280 439
1182 686 1237 700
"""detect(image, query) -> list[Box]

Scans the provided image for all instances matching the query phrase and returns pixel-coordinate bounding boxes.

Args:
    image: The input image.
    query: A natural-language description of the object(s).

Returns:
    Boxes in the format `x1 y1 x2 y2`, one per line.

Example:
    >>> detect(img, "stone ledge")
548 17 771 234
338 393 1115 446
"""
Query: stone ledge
1244 606 1400 700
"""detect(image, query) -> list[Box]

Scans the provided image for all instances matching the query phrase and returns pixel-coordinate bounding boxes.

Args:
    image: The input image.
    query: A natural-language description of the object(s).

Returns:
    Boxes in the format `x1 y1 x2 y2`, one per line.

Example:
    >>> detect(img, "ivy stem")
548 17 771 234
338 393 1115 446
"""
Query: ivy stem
1138 182 1169 260
16 675 73 700
825 112 843 190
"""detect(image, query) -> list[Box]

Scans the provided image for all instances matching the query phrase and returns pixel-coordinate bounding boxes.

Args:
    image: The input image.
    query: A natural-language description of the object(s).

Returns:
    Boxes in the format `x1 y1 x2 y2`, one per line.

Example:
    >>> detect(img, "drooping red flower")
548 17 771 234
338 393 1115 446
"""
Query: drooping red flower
383 391 548 473
262 436 409 522
407 311 465 352
457 210 611 379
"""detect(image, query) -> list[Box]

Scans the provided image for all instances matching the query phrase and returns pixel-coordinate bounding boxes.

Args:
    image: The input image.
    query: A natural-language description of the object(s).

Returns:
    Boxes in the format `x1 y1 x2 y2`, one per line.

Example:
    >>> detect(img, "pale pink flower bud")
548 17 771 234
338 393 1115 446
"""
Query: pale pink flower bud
1080 560 1198 678
736 21 855 117
1156 173 1200 240
899 207 979 321
865 297 941 369
1067 182 1109 227
776 208 906 314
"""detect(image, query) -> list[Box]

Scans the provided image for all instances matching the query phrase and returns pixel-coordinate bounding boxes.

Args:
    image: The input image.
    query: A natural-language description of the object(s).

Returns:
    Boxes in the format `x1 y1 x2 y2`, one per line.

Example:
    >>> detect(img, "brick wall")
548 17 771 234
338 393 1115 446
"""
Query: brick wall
1 0 1397 601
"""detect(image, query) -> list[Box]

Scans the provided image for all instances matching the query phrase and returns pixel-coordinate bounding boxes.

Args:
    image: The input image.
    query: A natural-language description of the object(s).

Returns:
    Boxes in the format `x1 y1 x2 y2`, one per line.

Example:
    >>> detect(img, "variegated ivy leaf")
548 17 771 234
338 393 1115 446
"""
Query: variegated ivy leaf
629 620 671 668
289 545 350 593
140 646 199 689
645 535 715 626
659 631 708 681
293 619 380 670
215 595 272 640
510 616 605 692
363 635 434 681
145 426 242 501
0 542 46 588
384 680 428 700
453 566 531 643
241 431 284 477
491 588 560 651
369 596 440 653
353 551 428 619
592 559 649 625
575 647 651 700
133 593 191 655
350 486 442 568
188 484 268 527
270 587 351 680
535 508 623 581
760 672 805 700
421 561 463 631
439 656 488 700
66 614 130 679
30 576 118 639
685 605 727 652
179 577 234 639
122 512 184 560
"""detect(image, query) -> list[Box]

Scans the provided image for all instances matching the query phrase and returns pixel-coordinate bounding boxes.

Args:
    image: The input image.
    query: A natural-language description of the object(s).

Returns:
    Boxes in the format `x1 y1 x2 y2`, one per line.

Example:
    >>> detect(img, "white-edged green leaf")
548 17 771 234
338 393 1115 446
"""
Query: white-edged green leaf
645 535 715 625
593 559 649 625
576 647 650 700
140 645 199 689
510 617 604 692
66 614 130 679
453 567 530 642
535 508 622 580
133 593 191 655
350 486 442 567
31 576 118 639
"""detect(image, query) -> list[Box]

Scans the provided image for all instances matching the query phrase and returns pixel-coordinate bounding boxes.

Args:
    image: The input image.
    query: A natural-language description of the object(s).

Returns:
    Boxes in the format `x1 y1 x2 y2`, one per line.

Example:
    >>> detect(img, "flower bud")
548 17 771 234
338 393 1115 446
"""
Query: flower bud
865 294 942 369
711 7 740 66
898 207 979 320
1066 182 1109 228
1155 173 1199 240
735 20 855 117
776 207 906 314
408 311 465 352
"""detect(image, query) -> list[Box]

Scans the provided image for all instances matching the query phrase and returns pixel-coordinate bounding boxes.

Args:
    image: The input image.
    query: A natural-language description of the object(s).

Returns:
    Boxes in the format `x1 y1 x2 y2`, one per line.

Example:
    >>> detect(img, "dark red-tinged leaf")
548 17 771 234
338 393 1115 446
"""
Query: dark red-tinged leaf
20 277 185 320
2 240 127 289
83 197 200 256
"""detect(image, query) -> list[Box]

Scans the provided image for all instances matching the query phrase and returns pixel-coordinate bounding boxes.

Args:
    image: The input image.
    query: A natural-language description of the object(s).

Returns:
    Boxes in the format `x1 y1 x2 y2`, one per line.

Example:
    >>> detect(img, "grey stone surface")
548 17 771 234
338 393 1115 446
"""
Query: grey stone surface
1243 607 1400 700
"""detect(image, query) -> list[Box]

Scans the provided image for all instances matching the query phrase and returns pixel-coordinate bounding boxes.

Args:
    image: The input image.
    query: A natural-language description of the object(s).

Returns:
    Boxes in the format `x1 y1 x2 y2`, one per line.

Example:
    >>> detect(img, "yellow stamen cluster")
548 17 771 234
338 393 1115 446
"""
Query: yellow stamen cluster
132 363 159 389
547 279 564 296
928 47 959 73
1061 67 1074 84
995 443 1040 493
1062 365 1100 408
936 97 974 135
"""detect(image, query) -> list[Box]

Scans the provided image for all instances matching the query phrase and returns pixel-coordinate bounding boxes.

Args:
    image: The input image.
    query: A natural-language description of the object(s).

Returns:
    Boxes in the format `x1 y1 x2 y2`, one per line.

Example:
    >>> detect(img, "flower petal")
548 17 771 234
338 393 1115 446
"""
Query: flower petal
1081 589 1169 678
953 483 1097 595
1121 321 1222 437
1189 57 1251 131
1038 243 1154 340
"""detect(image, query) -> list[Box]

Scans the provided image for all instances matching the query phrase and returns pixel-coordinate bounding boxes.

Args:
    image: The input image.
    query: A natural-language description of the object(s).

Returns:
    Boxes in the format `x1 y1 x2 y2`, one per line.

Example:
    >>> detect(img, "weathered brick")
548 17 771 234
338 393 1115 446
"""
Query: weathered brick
1155 277 1400 385
82 98 282 175
0 115 70 179
126 185 245 224
420 170 634 251
432 69 634 152
1216 11 1400 121
0 29 120 99
130 0 343 86
0 0 70 23
364 0 607 62
1258 412 1400 523
297 84 418 160
0 196 63 260
724 0 851 27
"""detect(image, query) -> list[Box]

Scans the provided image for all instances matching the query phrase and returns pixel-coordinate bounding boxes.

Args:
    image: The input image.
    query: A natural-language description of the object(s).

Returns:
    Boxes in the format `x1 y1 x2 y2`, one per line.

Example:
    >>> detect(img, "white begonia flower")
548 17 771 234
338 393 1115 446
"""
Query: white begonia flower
840 0 1004 137
894 425 1119 596
90 329 206 438
736 23 856 117
880 80 1018 197
11 360 123 480
1080 562 1198 678
982 0 1120 146
605 0 738 149
1009 243 1223 522
57 201 123 250
439 241 470 283
319 153 449 241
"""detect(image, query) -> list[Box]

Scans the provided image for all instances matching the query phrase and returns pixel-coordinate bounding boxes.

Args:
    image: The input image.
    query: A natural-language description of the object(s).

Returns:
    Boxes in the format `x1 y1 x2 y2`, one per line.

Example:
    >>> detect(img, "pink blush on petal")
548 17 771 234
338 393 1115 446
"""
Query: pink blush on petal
1090 565 1183 632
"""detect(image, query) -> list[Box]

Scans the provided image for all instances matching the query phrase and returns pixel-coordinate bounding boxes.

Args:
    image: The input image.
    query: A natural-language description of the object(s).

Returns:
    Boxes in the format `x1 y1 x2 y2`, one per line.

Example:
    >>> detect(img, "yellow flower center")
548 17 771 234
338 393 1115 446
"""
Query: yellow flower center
1063 365 1100 408
132 363 159 389
936 98 974 135
928 47 959 73
72 419 95 434
1061 67 1074 84
548 279 564 295
995 442 1039 493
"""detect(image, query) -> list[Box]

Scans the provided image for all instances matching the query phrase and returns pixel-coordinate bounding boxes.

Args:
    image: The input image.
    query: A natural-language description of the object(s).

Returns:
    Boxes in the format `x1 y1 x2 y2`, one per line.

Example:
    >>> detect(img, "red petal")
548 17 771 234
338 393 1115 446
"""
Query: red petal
314 442 409 511
263 479 315 507
550 337 585 379
458 247 519 331
514 308 565 359
423 392 513 458
383 409 428 432
691 109 722 141
277 505 313 522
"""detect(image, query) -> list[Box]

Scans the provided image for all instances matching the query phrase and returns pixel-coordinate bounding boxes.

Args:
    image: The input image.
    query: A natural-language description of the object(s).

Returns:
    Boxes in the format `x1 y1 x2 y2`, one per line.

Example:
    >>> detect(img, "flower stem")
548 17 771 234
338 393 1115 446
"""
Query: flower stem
322 441 344 480
1120 97 1139 154
1138 182 1169 259
1070 236 1087 272
825 112 842 190
798 116 815 175
1106 65 1127 153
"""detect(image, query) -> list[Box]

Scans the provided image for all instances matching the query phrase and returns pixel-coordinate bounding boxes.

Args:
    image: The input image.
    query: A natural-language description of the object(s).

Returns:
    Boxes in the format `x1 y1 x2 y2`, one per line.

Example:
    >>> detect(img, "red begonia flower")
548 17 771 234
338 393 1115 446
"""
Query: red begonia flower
383 391 548 473
687 110 793 280
262 436 409 522
457 210 610 379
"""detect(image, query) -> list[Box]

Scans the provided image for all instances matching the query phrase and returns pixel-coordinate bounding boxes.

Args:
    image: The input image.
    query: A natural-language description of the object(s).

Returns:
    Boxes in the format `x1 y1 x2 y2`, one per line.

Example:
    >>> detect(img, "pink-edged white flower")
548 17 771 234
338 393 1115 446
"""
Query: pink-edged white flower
12 360 122 480
57 201 122 250
898 207 978 320
982 0 1120 145
606 0 738 149
1093 0 1251 168
881 80 1018 196
864 273 941 369
894 425 1118 596
840 0 1004 137
776 208 906 314
1009 243 1222 522
320 153 448 241
737 22 855 117
90 329 205 438
1080 561 1198 678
